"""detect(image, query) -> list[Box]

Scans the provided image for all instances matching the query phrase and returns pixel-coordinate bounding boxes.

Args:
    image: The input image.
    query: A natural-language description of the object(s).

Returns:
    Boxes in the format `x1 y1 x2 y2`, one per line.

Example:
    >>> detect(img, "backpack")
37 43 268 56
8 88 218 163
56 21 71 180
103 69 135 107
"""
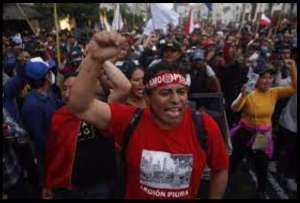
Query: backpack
117 108 207 198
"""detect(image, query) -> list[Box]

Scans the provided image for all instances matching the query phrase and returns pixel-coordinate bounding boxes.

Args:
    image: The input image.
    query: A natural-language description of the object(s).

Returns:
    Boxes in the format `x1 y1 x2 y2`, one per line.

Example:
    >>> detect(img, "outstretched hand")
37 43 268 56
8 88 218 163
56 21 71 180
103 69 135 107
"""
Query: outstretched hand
86 32 128 63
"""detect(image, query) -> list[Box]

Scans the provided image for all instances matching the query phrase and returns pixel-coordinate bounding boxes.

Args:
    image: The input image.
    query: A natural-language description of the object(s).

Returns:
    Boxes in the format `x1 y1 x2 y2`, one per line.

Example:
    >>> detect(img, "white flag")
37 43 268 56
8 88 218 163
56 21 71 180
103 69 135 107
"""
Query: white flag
112 4 124 31
150 3 179 31
143 19 154 35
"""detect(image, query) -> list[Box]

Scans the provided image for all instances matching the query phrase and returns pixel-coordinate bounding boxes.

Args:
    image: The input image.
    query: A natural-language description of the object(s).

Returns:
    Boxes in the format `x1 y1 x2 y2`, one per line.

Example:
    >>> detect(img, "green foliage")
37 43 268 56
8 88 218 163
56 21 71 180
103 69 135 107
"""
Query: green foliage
34 3 99 28
34 3 147 30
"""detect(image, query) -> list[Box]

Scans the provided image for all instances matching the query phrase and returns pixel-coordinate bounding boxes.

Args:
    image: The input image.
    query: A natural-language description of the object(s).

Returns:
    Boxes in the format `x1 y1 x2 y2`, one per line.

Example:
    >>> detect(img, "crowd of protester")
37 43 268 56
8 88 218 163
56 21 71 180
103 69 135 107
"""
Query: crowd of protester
2 16 297 199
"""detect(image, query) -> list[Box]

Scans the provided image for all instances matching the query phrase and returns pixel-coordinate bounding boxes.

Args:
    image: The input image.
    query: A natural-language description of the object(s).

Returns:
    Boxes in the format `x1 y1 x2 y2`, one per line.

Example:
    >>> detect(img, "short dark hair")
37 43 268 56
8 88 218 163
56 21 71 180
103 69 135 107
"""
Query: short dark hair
125 66 144 80
63 71 79 81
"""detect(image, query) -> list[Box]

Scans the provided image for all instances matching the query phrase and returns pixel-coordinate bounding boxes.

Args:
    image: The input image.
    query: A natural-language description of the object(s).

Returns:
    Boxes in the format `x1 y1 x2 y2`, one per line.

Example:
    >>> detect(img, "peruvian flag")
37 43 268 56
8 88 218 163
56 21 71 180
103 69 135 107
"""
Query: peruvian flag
183 9 195 34
260 14 271 26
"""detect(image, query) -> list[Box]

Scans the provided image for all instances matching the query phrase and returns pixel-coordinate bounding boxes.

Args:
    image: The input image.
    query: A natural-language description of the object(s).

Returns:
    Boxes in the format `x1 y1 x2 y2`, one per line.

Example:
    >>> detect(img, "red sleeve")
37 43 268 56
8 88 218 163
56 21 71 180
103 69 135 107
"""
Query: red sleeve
202 112 229 173
104 103 136 147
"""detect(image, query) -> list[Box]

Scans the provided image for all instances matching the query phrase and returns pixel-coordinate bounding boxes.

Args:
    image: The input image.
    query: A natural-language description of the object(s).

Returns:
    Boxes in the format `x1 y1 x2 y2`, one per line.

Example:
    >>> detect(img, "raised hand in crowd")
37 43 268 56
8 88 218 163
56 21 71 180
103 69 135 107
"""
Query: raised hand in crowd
86 31 128 64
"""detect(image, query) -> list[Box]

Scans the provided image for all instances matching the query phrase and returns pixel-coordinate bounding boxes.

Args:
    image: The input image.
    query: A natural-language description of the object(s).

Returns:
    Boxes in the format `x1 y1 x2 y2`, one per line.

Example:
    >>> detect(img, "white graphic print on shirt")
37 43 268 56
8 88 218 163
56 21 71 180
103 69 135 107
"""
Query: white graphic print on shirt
140 149 193 190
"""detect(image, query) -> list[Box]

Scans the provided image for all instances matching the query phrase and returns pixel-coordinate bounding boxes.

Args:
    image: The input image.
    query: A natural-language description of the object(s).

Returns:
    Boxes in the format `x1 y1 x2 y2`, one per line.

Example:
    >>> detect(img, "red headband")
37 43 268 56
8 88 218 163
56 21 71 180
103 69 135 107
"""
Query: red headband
145 72 187 89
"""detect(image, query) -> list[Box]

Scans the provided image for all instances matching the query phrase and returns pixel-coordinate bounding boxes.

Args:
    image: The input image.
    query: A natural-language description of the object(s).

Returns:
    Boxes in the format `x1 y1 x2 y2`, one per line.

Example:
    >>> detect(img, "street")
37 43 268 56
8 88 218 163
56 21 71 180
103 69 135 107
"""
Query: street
199 159 297 199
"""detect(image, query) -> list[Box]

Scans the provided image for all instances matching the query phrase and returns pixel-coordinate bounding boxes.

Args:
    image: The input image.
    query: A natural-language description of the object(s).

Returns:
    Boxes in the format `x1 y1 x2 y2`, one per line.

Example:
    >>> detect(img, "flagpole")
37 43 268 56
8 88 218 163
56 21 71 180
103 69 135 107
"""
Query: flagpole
16 3 37 36
99 3 101 32
53 3 63 88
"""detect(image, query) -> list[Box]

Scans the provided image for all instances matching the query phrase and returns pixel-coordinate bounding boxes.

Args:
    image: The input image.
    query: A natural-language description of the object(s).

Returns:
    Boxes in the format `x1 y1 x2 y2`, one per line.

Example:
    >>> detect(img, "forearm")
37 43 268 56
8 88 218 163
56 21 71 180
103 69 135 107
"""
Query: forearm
69 55 103 113
209 169 228 199
103 61 131 94
274 71 291 87
231 93 247 112
275 65 297 99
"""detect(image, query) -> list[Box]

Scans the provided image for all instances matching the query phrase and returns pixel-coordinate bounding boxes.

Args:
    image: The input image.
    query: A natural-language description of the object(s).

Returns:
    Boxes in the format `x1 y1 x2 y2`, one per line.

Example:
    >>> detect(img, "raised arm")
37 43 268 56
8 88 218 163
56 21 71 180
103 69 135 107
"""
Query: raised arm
103 61 132 103
273 59 297 99
231 84 249 112
67 32 127 130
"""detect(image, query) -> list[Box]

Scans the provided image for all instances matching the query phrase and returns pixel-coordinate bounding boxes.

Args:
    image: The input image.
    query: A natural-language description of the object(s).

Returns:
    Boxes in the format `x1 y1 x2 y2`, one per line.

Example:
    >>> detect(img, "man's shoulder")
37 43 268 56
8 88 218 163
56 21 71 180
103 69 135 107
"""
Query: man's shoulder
22 91 40 108
52 105 80 122
109 102 136 113
51 106 81 131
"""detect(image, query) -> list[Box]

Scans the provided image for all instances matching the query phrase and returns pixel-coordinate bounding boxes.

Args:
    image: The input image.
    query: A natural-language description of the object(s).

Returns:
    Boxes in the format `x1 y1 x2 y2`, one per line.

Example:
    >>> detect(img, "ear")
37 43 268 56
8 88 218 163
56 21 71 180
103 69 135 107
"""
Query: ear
46 71 52 80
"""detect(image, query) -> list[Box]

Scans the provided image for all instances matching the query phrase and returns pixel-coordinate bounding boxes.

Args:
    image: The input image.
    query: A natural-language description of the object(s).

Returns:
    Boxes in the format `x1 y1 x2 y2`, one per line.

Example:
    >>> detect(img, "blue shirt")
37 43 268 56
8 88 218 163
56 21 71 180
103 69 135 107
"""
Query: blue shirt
3 74 27 125
21 87 62 156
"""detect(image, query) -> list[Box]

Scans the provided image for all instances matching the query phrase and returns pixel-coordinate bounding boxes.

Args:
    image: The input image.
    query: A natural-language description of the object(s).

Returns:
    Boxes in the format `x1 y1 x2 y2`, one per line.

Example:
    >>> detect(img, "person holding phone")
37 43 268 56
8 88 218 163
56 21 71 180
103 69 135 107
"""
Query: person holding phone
230 60 297 199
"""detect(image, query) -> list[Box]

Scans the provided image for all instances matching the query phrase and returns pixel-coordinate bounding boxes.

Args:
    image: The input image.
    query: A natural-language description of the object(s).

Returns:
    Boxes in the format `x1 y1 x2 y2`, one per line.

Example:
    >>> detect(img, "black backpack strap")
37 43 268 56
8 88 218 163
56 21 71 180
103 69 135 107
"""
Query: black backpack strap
118 108 144 197
122 108 144 153
192 110 207 151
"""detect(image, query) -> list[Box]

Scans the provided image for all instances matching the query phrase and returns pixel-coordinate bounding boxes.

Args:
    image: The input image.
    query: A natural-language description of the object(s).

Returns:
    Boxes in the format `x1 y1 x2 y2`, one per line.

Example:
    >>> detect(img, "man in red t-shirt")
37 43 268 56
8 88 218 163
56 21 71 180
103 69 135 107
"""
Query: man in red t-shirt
68 32 229 199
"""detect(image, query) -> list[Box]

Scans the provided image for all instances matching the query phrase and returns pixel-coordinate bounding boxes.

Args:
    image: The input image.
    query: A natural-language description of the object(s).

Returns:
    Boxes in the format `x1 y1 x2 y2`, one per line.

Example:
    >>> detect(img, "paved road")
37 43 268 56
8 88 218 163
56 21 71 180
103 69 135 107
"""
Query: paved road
198 160 297 199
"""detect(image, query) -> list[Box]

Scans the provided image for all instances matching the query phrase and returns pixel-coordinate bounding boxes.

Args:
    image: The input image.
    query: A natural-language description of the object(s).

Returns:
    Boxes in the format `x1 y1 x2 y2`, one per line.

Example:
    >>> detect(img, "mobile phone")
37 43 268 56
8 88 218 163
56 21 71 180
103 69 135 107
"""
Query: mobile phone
245 79 257 93
246 68 259 92
246 74 258 92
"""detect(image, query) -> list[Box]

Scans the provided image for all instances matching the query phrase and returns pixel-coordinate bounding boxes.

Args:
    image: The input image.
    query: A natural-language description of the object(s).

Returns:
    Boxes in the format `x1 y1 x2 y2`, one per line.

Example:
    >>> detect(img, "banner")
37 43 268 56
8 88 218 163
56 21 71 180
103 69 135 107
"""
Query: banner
183 9 195 34
143 19 154 35
150 3 179 31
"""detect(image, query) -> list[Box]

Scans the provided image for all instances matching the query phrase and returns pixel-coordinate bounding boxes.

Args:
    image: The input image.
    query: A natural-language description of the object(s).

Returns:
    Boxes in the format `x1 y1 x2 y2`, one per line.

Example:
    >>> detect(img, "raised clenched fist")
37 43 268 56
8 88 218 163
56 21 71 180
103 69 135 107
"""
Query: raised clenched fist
284 59 296 68
86 32 128 63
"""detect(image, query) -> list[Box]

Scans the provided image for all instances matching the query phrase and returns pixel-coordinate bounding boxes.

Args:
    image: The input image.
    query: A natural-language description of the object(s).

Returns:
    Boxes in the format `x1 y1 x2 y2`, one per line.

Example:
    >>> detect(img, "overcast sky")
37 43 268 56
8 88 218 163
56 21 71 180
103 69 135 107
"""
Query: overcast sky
163 3 173 9
163 3 195 9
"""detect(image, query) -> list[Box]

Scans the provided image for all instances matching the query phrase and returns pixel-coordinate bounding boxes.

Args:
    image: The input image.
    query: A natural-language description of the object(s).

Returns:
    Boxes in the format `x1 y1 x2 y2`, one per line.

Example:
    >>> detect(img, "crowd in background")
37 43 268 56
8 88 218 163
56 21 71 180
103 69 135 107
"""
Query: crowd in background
3 16 297 199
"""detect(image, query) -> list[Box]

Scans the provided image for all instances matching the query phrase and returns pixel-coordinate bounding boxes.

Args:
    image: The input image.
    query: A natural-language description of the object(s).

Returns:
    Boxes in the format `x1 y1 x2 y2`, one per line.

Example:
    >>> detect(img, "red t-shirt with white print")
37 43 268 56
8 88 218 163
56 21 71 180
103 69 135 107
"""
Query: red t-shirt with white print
105 103 229 199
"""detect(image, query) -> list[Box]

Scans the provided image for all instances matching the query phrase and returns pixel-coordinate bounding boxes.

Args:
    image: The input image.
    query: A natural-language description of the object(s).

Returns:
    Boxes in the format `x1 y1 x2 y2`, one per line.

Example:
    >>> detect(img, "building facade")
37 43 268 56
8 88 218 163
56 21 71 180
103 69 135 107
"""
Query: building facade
175 3 297 26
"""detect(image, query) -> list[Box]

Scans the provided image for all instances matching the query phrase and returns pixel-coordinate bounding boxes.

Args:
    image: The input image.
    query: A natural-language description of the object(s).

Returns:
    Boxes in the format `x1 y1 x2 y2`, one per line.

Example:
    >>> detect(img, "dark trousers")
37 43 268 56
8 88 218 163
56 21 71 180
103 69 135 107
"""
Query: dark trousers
5 176 40 199
276 125 297 179
225 104 241 129
53 180 115 199
230 127 269 193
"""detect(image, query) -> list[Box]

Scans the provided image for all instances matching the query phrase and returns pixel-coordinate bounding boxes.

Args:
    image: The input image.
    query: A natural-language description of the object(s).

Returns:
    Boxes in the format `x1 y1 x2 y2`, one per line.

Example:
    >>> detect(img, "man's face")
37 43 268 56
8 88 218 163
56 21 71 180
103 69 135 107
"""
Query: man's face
18 51 30 65
61 33 67 41
192 58 206 70
227 36 234 44
47 36 53 43
68 37 76 45
280 48 291 60
147 83 188 129
163 48 181 63
61 77 76 103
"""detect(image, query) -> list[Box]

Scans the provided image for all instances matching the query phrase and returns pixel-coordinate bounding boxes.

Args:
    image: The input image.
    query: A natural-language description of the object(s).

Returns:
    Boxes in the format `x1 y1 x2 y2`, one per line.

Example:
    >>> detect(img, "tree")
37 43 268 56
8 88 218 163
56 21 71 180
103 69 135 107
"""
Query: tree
34 3 99 29
119 4 145 31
